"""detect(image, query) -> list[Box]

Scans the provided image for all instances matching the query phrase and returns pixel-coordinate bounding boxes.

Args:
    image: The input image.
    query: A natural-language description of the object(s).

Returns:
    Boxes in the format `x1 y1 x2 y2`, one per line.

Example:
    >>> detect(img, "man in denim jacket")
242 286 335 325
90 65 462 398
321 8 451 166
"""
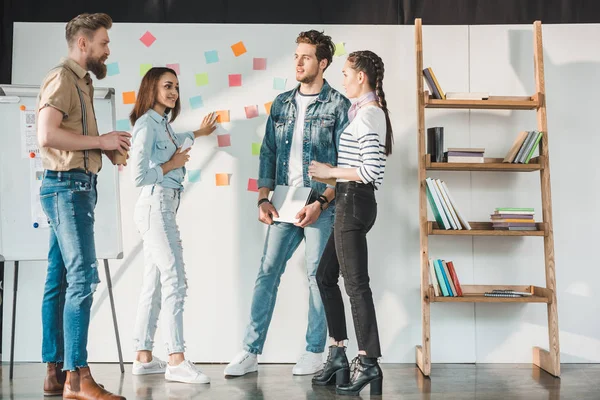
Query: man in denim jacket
225 30 350 377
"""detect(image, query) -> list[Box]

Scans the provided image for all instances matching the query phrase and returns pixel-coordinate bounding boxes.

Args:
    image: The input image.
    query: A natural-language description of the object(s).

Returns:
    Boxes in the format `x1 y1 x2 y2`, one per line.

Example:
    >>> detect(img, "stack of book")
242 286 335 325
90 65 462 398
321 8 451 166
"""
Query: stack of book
503 130 543 164
422 67 489 100
429 259 462 297
445 147 485 163
425 178 471 230
484 289 533 298
491 208 537 231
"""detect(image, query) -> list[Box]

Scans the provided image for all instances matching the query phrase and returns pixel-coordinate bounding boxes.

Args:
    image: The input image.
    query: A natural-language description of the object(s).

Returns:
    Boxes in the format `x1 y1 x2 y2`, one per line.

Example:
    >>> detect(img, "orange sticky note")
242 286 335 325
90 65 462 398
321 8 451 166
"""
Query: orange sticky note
264 101 273 115
216 110 230 123
122 91 136 104
20 105 26 111
231 41 247 57
216 173 230 186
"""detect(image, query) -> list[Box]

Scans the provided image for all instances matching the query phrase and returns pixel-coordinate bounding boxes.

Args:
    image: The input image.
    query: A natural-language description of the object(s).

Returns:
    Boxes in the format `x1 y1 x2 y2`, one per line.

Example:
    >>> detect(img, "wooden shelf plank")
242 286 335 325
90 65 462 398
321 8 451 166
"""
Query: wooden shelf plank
428 221 546 236
425 154 543 172
429 285 551 303
424 92 540 110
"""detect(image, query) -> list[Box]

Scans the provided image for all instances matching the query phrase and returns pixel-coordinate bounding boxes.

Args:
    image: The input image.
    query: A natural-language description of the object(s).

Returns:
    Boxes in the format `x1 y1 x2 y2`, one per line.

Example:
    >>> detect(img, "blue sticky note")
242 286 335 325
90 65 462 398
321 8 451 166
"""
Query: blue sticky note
116 119 130 131
273 77 287 91
205 50 219 64
188 169 201 183
189 95 204 109
107 62 120 76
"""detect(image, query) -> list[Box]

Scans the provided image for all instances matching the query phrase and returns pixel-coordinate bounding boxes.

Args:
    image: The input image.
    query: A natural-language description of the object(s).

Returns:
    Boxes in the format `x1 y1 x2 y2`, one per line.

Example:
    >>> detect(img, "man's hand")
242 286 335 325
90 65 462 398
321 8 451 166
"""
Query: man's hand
104 149 128 166
295 202 322 228
99 131 131 154
259 201 279 225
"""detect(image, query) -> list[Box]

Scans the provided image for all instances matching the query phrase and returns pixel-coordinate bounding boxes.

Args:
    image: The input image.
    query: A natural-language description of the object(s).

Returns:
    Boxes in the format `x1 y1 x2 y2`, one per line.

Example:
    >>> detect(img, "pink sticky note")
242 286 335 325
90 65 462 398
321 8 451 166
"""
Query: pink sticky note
140 31 156 47
217 134 231 147
166 63 180 75
247 178 258 192
229 74 242 87
245 105 259 119
253 58 267 70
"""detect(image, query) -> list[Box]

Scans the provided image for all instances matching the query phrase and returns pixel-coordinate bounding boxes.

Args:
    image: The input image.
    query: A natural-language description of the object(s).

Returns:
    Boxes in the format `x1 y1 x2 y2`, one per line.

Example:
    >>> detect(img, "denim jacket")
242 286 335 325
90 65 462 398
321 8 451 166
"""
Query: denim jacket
130 109 194 190
258 80 351 194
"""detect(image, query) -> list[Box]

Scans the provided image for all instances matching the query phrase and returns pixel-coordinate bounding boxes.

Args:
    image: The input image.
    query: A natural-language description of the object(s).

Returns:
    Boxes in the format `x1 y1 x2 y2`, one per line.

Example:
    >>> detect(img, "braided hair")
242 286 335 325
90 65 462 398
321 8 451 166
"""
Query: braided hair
347 50 393 156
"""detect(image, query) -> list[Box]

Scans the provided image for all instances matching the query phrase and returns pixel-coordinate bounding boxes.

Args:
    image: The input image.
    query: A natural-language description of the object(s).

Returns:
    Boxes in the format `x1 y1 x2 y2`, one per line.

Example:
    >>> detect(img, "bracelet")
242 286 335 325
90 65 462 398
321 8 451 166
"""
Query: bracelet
318 194 329 204
315 196 327 211
257 198 270 208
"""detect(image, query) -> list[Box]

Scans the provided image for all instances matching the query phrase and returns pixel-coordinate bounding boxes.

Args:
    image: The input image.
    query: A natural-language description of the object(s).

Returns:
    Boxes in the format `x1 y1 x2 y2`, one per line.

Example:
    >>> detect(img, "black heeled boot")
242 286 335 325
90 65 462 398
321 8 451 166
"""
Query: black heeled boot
311 345 350 386
336 355 383 396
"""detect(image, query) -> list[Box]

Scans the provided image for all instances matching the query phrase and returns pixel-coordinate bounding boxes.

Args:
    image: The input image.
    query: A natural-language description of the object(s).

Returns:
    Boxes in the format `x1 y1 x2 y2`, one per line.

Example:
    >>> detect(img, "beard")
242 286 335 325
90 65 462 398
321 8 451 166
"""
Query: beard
87 56 107 80
297 69 318 84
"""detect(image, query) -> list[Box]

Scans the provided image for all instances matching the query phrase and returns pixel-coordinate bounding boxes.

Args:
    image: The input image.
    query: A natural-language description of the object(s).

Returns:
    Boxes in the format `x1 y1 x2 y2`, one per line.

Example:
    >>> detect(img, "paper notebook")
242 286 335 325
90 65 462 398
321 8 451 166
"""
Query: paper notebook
270 185 314 224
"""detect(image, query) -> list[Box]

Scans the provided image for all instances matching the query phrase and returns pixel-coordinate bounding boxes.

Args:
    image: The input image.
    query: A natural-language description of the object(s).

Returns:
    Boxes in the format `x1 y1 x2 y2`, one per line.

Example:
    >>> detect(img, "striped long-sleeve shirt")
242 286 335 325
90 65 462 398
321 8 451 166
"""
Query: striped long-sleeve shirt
337 105 387 188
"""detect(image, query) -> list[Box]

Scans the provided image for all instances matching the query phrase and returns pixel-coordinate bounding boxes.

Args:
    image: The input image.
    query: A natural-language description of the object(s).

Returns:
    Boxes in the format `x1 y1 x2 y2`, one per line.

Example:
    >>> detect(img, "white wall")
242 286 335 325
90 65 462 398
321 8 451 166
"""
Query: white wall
3 22 599 364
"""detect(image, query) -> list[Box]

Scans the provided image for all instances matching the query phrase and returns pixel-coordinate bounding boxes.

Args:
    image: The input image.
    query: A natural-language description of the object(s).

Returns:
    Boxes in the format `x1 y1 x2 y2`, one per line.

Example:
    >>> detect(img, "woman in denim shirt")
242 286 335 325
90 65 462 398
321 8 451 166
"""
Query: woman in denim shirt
129 67 216 384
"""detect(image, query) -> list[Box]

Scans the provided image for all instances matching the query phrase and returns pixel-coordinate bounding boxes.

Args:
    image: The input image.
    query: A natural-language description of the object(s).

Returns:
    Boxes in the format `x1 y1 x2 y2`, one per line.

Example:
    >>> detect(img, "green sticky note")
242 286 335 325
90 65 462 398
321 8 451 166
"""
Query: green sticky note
140 63 152 76
188 169 201 183
195 73 209 86
252 142 261 156
334 42 346 57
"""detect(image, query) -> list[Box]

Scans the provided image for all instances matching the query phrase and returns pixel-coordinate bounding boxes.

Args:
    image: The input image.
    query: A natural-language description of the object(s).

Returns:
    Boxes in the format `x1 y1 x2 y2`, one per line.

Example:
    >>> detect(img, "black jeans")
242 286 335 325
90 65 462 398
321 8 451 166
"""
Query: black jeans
316 181 381 357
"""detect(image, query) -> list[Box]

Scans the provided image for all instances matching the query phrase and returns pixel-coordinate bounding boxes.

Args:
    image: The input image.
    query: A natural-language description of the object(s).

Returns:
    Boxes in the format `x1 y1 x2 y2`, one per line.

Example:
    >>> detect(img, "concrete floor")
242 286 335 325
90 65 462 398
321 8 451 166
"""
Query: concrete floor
1 362 599 399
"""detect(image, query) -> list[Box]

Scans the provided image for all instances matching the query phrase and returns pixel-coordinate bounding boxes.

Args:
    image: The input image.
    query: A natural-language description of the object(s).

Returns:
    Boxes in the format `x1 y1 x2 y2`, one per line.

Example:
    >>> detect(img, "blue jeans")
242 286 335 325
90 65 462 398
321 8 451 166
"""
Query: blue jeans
243 206 334 355
40 170 100 371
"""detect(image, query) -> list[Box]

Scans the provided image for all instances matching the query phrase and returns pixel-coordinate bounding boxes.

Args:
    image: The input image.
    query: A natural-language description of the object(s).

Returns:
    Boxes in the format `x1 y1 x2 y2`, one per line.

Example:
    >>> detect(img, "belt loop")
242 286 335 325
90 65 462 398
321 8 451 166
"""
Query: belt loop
57 171 63 181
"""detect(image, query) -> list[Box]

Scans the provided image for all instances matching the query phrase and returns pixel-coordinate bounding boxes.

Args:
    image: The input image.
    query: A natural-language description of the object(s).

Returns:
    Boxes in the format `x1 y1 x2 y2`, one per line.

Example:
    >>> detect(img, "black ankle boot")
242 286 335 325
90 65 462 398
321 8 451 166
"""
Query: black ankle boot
311 345 350 386
336 355 383 396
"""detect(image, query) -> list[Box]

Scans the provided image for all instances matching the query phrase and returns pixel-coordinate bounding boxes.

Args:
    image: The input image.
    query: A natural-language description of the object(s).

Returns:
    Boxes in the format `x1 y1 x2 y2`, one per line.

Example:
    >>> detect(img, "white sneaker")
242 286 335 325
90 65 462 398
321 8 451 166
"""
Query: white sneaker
224 351 258 376
132 356 168 375
165 360 210 384
292 352 324 375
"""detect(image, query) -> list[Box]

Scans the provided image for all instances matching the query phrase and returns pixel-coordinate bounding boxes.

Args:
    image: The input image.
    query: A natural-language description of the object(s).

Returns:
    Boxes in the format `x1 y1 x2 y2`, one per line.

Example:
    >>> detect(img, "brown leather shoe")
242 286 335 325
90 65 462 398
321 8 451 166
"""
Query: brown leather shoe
44 362 66 396
63 366 125 400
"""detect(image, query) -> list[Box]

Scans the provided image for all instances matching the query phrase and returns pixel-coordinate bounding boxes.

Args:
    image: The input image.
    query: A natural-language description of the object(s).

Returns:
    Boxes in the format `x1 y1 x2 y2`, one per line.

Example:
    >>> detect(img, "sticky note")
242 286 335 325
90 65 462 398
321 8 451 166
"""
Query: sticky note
188 169 201 183
231 41 247 57
247 178 258 192
245 105 259 119
122 91 136 104
116 119 130 131
195 73 209 86
205 50 219 64
216 173 230 186
216 110 230 123
217 134 231 147
140 31 156 47
334 42 346 57
166 63 180 75
264 101 273 115
107 62 120 76
189 95 204 109
252 142 261 156
140 63 152 76
273 77 286 91
229 74 242 87
253 58 267 70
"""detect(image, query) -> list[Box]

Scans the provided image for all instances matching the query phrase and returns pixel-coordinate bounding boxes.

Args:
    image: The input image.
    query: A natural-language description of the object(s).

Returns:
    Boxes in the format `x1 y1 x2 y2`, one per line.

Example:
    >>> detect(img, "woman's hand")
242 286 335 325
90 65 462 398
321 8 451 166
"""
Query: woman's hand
162 147 190 175
193 112 217 138
308 161 334 179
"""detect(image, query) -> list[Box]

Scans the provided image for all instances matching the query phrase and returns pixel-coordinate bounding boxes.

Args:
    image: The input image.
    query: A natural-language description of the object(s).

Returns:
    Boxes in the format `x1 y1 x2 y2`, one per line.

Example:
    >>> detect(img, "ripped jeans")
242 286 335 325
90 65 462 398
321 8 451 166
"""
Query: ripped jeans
40 169 100 371
133 185 187 354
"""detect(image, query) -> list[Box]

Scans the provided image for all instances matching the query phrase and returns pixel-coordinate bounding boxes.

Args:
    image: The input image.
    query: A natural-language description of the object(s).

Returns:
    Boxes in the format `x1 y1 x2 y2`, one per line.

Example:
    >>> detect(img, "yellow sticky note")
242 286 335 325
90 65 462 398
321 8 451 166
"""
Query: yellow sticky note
334 42 346 57
216 110 230 123
122 91 136 104
216 173 230 186
264 101 273 115
252 142 261 156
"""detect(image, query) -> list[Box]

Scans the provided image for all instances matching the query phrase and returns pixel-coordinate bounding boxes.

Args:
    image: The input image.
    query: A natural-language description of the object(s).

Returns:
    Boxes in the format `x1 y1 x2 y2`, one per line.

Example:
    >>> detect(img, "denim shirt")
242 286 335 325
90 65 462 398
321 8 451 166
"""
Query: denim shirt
130 109 194 190
258 80 351 193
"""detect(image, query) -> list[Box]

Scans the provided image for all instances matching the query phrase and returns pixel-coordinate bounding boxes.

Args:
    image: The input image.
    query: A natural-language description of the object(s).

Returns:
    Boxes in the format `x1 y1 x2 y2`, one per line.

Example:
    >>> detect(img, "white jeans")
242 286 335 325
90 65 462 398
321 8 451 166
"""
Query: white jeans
133 185 187 354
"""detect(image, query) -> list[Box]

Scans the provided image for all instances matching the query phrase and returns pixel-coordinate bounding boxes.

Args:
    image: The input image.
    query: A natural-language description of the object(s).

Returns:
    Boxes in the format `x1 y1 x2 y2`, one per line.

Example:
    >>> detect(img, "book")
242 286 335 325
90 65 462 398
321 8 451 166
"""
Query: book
440 181 472 230
425 178 451 229
427 67 445 99
447 147 485 153
434 259 450 296
492 289 532 296
429 259 441 297
503 131 529 163
517 131 541 164
447 156 484 163
446 261 463 296
447 151 484 157
442 261 457 296
433 179 458 230
445 92 489 100
423 68 444 99
524 131 543 163
514 131 537 163
435 179 462 229
484 292 524 298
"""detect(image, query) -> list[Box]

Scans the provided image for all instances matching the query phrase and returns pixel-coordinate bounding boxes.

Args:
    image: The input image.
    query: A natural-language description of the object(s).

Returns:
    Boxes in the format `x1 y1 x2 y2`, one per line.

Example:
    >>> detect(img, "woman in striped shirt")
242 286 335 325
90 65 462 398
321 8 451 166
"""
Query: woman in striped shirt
309 50 393 396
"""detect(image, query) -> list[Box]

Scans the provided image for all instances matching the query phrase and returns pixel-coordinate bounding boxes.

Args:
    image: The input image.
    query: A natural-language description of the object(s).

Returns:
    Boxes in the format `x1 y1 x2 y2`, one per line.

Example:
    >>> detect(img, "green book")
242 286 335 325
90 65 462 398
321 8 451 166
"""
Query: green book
495 207 534 212
524 131 543 164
